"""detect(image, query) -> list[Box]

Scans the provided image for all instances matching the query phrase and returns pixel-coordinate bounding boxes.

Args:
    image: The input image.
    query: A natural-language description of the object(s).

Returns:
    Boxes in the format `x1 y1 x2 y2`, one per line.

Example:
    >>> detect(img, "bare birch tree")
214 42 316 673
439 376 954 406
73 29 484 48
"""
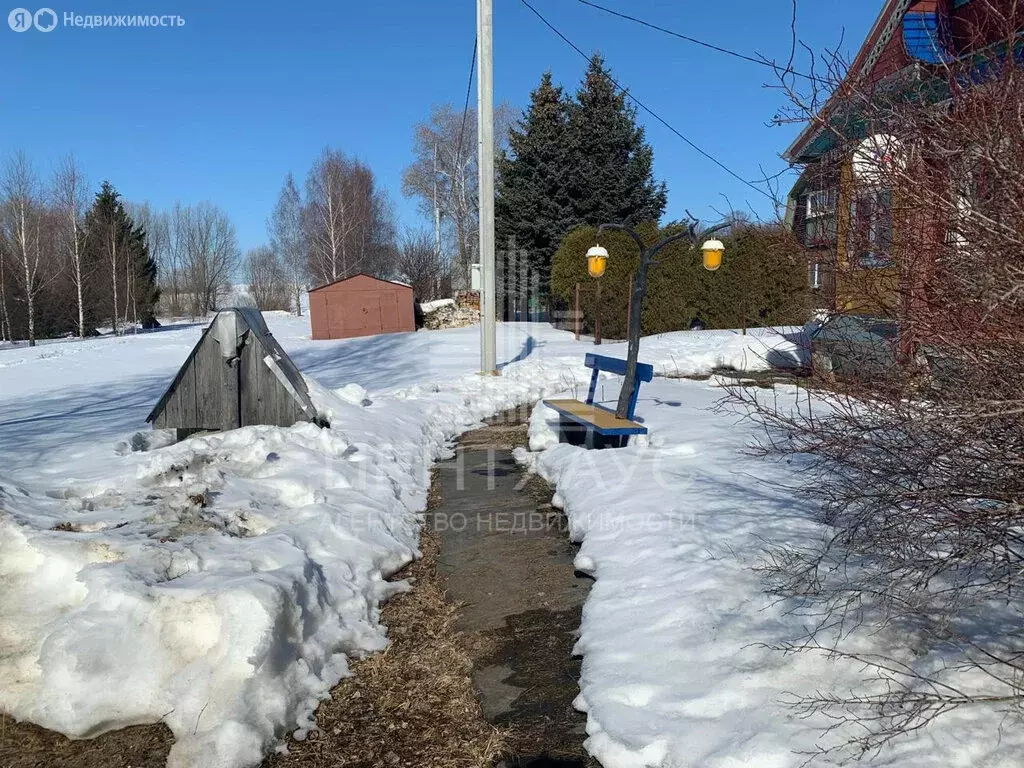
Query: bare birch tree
51 157 92 338
268 173 307 314
1 152 54 346
402 104 512 288
128 202 172 317
304 148 395 287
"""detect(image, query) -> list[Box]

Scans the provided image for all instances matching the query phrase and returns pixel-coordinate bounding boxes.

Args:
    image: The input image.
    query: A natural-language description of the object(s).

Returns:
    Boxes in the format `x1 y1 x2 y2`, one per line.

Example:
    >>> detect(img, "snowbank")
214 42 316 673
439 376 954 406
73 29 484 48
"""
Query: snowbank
631 327 806 375
418 298 455 313
0 343 588 767
0 318 808 767
520 381 1024 767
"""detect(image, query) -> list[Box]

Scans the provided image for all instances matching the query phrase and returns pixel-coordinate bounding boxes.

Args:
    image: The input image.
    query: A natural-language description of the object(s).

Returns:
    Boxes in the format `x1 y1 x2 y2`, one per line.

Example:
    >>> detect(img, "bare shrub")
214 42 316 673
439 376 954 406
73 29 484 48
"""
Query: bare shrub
245 245 291 311
396 229 449 301
741 4 1024 758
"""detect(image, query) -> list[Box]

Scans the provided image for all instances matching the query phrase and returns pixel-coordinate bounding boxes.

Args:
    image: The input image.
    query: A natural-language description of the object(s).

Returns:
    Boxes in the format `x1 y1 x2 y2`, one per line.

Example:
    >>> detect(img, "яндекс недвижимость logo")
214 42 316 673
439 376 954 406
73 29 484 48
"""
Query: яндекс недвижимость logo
8 7 56 31
8 8 183 31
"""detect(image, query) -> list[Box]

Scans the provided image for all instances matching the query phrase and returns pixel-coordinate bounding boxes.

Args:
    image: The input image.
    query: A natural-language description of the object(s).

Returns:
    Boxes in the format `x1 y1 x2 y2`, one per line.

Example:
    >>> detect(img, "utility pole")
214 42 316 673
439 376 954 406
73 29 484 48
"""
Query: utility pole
477 0 497 374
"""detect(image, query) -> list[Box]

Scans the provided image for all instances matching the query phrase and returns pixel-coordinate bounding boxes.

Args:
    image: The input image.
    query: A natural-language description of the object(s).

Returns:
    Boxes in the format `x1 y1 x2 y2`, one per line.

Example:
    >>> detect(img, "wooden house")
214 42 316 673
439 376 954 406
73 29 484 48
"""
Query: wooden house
785 0 1022 331
147 308 319 438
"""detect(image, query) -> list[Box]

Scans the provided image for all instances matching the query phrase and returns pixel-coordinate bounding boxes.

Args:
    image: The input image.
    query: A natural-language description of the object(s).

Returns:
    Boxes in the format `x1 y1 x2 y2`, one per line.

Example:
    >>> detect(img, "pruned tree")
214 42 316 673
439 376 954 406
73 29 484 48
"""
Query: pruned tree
245 245 290 311
396 229 448 301
268 173 307 315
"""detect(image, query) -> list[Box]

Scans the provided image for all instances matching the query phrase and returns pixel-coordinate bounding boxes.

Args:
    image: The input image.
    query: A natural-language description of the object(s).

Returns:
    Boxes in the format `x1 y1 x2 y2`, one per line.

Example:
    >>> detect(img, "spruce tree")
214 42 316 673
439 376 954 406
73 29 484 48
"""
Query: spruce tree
83 181 159 332
566 55 667 227
495 71 574 298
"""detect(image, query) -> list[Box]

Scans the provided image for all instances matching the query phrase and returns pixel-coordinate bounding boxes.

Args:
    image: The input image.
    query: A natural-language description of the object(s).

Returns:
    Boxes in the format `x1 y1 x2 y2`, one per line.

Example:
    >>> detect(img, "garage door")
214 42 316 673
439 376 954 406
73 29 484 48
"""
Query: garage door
328 293 382 338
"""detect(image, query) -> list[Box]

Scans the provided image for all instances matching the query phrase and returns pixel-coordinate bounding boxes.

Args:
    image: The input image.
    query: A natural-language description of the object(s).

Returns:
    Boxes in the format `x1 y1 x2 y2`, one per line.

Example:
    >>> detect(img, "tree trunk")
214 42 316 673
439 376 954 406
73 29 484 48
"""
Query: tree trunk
110 238 120 336
76 272 84 337
0 256 9 342
616 253 650 419
23 256 35 347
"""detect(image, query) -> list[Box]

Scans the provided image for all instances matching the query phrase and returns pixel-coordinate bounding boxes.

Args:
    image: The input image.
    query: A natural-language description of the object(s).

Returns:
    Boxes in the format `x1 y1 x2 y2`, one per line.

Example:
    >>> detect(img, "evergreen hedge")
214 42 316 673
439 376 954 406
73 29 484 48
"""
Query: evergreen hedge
551 223 811 338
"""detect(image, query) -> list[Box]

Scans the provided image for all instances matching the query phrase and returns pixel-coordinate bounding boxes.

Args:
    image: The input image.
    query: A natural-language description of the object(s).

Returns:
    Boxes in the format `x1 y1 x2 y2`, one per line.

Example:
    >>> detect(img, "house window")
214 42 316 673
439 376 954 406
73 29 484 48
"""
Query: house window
809 261 822 290
953 0 972 7
851 188 893 267
804 188 838 247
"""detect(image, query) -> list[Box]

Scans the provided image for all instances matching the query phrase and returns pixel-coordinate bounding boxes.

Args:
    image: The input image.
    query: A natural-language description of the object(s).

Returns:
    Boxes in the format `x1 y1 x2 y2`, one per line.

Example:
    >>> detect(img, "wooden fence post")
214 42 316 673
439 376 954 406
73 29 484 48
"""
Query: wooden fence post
574 282 580 341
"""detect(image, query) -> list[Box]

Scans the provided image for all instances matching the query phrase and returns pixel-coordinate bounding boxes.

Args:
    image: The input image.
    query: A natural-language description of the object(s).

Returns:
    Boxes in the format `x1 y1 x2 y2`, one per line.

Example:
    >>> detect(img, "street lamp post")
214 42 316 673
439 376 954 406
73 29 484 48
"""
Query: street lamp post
597 220 730 420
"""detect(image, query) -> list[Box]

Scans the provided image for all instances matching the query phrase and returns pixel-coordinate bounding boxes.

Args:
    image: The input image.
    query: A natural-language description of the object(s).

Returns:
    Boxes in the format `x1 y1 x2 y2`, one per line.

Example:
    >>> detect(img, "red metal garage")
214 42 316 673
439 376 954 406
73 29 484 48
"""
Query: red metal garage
308 274 415 340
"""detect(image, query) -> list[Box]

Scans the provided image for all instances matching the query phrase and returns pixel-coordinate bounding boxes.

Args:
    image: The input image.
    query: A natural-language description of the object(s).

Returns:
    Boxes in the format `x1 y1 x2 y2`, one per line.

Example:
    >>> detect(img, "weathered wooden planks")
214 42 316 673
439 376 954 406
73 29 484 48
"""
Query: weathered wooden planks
148 309 318 435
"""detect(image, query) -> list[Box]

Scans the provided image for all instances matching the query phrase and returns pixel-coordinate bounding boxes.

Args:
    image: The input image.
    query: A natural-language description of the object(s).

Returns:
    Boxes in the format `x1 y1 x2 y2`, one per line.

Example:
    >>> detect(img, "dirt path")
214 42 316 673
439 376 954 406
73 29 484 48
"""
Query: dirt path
432 411 595 767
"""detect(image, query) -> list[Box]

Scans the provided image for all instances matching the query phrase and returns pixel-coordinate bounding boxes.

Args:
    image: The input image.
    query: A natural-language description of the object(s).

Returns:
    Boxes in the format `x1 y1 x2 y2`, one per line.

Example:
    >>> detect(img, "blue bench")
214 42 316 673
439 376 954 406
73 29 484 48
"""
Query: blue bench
544 354 655 449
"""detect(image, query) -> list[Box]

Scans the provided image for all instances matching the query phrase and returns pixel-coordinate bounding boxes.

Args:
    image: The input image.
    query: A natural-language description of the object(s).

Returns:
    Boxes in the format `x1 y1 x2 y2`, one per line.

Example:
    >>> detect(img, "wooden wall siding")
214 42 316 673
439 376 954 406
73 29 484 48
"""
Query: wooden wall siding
239 338 306 428
149 309 316 434
951 0 1017 53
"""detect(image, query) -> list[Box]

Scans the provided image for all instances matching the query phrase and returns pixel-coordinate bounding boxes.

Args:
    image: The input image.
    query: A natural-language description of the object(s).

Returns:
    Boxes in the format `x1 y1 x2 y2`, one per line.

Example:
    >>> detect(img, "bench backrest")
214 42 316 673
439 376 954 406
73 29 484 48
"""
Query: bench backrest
584 353 655 420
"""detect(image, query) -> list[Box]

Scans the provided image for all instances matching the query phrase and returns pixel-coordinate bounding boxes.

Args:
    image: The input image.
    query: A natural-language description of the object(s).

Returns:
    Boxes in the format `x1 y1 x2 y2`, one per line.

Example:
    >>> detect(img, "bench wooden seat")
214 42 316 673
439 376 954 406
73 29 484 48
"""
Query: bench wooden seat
543 353 654 449
544 399 647 435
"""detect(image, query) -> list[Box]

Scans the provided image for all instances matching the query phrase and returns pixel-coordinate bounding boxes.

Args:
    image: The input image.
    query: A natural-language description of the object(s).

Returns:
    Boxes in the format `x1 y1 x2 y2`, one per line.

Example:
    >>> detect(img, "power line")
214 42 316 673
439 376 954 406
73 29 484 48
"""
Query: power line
455 37 478 169
517 0 774 201
573 0 825 84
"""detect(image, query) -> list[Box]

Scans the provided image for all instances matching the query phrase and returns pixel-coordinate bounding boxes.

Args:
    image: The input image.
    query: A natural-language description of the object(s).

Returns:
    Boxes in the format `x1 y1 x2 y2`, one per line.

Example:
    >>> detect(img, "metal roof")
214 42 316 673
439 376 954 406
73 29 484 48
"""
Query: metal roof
307 273 414 293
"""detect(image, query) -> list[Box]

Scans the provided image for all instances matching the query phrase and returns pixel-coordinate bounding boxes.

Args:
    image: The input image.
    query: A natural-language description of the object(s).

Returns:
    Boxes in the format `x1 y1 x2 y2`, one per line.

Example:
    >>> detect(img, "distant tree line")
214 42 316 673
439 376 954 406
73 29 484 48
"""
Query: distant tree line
0 150 251 345
131 199 241 319
0 152 164 345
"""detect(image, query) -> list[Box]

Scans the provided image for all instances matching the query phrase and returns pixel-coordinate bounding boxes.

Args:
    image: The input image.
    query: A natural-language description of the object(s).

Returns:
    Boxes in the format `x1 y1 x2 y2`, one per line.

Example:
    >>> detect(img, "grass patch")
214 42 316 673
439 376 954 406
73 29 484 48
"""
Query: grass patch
265 472 505 768
0 716 172 768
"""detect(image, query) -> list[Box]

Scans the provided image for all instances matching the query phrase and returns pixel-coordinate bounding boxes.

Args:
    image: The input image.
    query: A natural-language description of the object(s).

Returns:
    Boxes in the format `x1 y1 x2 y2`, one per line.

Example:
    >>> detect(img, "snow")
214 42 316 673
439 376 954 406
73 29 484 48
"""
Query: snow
0 318 576 766
519 381 1024 767
418 298 456 313
0 317 845 767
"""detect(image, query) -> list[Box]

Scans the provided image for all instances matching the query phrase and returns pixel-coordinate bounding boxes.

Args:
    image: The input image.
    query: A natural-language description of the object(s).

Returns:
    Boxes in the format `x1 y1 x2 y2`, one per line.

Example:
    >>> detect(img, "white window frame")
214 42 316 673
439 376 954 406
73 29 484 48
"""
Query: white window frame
804 188 837 246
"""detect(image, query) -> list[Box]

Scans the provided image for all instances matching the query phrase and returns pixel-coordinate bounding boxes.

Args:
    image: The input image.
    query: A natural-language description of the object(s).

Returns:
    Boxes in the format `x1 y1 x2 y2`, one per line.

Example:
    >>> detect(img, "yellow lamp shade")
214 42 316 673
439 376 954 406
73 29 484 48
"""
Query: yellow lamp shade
587 245 609 278
701 239 725 272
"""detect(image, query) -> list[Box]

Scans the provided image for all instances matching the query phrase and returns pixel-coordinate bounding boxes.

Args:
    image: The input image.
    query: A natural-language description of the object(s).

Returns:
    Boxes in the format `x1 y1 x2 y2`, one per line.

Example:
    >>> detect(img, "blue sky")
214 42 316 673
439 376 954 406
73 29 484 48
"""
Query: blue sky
1 1 881 252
